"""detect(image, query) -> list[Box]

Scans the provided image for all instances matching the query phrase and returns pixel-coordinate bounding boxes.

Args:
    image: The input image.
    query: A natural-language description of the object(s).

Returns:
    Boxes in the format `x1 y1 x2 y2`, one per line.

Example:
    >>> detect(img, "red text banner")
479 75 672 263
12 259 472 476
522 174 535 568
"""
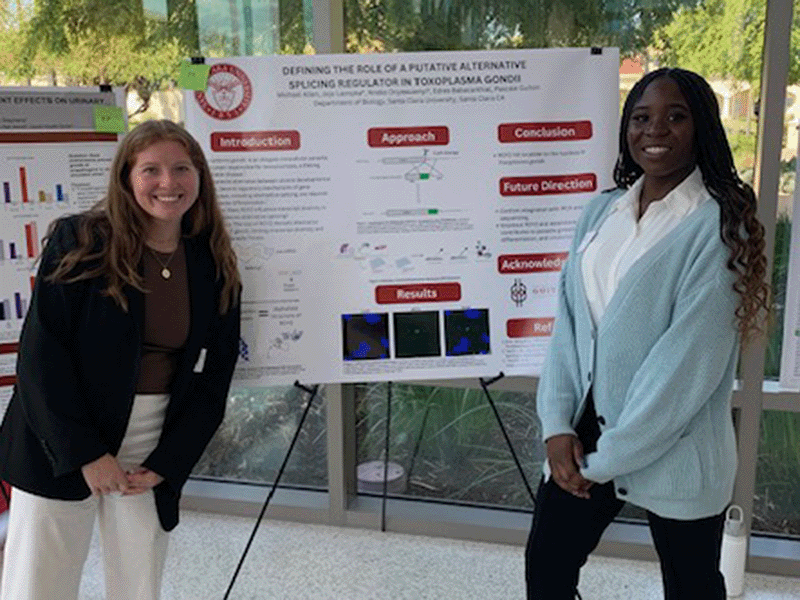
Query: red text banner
498 252 568 274
375 282 461 304
211 130 301 151
498 121 593 143
499 173 597 196
367 126 449 148
506 317 555 338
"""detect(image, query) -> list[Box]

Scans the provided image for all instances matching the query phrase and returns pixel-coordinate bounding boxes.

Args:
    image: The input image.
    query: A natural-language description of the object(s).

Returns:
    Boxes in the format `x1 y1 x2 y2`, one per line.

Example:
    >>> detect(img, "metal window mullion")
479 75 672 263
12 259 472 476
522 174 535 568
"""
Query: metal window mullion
314 0 348 526
313 0 345 54
325 382 356 524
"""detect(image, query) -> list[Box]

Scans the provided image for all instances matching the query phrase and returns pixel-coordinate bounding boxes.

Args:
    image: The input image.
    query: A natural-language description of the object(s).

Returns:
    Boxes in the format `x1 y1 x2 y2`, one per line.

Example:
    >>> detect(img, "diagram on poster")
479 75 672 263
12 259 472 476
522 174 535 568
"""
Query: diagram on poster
184 48 619 385
370 148 453 205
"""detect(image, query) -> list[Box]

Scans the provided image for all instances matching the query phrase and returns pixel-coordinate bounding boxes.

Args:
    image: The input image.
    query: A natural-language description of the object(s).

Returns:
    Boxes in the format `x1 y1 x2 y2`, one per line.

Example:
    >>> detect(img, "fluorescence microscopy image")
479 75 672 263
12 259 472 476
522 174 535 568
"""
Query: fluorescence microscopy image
342 313 390 360
444 309 490 356
393 311 441 358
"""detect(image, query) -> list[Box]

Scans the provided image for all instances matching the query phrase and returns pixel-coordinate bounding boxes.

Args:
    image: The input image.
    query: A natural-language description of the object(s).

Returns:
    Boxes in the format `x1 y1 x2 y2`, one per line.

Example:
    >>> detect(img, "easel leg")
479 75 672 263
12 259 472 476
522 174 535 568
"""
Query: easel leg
479 373 536 507
405 394 435 486
222 381 320 600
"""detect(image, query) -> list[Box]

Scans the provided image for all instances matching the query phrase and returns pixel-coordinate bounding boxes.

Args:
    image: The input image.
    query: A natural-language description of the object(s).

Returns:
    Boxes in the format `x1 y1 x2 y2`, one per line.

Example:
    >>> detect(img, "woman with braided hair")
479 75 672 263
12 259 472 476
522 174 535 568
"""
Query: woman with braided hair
525 68 769 599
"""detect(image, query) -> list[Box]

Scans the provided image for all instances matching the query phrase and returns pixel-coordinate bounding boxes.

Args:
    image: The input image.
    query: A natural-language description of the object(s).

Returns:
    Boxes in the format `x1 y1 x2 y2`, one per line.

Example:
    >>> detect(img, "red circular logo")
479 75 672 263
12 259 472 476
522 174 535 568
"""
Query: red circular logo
195 63 253 120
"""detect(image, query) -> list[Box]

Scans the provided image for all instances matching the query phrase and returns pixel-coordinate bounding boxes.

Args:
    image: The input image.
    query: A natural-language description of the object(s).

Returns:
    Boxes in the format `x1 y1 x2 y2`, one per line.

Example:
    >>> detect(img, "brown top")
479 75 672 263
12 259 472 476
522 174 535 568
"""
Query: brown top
136 240 190 393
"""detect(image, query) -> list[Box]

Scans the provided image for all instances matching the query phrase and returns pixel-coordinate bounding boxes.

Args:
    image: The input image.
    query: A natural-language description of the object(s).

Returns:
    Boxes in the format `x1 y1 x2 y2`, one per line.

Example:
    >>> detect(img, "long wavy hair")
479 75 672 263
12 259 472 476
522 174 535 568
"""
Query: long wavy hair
47 119 240 314
614 67 769 340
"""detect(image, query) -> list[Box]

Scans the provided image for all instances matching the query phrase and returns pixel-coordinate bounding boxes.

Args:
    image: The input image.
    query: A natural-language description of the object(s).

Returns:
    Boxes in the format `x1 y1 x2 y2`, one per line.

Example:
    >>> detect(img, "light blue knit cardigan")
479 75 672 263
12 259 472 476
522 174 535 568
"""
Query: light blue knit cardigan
537 188 739 520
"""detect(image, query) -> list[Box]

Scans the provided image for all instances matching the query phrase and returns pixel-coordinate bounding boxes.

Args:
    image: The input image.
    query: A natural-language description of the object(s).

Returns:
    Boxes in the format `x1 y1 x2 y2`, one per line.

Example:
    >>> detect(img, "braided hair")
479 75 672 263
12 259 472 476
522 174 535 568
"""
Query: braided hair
614 67 769 340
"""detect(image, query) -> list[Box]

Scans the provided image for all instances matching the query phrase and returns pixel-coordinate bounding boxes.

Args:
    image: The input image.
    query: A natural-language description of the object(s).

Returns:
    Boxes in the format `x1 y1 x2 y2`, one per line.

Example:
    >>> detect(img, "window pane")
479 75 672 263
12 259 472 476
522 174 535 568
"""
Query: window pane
346 1 761 175
355 382 540 508
767 209 791 380
345 0 679 54
0 1 310 119
758 0 800 540
347 0 767 519
187 0 323 488
0 0 325 490
767 0 800 381
198 0 312 56
193 385 328 488
753 410 800 537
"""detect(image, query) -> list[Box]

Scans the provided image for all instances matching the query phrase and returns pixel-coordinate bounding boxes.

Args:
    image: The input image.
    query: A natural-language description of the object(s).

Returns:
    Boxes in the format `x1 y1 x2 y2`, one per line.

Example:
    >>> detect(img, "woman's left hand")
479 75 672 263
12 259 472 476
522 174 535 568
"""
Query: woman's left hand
123 467 165 495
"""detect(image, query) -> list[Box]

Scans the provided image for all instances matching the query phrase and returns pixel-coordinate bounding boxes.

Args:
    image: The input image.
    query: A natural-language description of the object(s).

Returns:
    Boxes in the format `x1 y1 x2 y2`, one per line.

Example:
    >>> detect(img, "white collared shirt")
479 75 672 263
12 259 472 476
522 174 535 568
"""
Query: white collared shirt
581 167 711 325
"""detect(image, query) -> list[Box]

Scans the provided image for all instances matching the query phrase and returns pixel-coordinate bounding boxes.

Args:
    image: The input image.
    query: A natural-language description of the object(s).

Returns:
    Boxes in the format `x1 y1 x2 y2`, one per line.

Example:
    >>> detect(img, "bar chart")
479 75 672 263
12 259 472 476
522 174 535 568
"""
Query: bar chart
0 221 39 262
0 97 121 344
1 133 117 342
0 267 36 341
0 292 27 322
1 142 104 339
2 166 70 206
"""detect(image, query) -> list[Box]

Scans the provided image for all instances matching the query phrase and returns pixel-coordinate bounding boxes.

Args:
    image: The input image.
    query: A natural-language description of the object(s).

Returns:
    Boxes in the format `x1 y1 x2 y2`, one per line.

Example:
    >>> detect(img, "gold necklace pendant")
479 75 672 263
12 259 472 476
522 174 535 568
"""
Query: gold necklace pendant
148 244 178 280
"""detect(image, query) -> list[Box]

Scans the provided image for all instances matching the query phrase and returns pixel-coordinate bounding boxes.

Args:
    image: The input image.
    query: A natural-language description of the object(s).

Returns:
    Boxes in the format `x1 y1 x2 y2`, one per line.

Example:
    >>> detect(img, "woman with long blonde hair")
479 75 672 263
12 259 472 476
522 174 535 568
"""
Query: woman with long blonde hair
0 120 241 600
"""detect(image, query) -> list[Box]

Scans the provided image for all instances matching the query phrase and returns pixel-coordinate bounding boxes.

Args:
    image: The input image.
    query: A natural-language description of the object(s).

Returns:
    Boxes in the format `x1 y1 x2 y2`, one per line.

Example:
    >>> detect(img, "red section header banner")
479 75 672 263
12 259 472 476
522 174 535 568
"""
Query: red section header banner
499 173 597 196
506 317 554 338
498 252 568 274
211 130 300 152
367 126 449 148
0 132 118 143
375 282 461 304
498 121 593 143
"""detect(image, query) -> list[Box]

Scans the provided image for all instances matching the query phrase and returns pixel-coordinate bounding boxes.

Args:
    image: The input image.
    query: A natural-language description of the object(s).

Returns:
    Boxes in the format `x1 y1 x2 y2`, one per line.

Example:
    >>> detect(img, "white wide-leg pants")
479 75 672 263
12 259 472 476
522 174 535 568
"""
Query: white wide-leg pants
0 394 170 600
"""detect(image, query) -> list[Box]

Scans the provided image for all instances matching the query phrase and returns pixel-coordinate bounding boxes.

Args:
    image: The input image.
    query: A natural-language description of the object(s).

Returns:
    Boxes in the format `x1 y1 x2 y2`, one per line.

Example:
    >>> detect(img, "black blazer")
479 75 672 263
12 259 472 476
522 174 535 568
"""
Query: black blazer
0 215 240 531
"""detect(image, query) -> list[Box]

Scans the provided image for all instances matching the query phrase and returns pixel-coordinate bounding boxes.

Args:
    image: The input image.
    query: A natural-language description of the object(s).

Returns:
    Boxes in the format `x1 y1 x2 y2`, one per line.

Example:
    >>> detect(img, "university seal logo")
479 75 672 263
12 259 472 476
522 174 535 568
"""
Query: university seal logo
195 63 253 120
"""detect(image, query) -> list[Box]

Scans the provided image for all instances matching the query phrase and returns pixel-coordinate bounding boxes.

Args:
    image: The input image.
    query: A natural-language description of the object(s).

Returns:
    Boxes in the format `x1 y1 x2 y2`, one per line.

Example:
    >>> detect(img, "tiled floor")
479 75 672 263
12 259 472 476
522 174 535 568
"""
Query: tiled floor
62 510 799 599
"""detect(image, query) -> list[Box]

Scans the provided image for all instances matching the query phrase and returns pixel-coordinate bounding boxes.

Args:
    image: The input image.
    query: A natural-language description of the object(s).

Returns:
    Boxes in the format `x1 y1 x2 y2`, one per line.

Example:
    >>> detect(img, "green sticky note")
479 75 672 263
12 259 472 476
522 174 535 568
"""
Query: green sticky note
93 106 126 133
179 62 211 91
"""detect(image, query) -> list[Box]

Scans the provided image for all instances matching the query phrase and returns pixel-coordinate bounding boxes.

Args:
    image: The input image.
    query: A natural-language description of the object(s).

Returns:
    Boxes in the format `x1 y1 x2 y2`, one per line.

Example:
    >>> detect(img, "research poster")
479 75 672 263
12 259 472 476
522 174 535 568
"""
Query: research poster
780 151 800 390
0 344 13 420
0 87 123 416
184 48 619 385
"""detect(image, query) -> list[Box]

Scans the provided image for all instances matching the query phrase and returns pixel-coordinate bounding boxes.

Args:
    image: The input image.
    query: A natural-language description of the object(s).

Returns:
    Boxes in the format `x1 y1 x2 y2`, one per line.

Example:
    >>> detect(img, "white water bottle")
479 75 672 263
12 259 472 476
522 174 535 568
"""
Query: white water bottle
719 505 746 597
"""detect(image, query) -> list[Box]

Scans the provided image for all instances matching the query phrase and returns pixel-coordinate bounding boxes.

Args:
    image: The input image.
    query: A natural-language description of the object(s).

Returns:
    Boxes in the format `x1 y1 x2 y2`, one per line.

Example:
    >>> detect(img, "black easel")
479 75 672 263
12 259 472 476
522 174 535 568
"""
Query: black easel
478 372 535 505
222 380 320 600
405 372 536 508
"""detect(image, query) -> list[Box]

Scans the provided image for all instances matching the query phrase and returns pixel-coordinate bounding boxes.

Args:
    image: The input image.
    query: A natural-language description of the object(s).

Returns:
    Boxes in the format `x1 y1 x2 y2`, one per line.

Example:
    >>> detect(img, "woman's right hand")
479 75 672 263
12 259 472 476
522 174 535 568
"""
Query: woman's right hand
81 453 130 495
546 434 593 499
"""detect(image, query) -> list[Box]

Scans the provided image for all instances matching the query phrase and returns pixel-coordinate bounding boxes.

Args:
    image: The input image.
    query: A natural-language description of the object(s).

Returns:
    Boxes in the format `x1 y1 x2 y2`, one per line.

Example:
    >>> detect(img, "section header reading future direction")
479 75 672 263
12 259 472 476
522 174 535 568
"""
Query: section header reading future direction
184 48 620 386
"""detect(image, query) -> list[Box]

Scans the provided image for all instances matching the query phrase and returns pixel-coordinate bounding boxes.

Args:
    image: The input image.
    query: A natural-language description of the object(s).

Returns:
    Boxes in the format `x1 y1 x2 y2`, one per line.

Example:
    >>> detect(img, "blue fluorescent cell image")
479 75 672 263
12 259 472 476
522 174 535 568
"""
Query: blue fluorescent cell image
444 309 490 356
342 313 390 360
